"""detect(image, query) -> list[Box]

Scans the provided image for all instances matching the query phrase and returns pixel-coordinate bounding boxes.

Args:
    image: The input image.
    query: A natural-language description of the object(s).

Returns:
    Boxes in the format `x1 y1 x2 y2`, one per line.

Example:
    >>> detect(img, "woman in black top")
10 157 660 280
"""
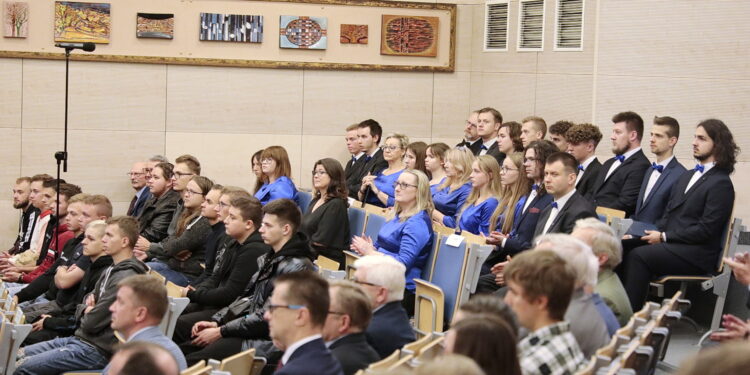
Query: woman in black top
301 158 350 267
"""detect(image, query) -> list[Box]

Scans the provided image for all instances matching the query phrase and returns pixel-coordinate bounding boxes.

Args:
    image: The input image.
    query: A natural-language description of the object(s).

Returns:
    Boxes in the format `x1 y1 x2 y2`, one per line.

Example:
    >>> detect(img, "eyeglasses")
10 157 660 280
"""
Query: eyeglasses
500 166 519 173
380 145 401 152
311 170 327 176
174 172 194 178
126 172 145 177
465 121 477 128
392 181 418 190
264 301 305 313
352 278 381 288
184 188 204 196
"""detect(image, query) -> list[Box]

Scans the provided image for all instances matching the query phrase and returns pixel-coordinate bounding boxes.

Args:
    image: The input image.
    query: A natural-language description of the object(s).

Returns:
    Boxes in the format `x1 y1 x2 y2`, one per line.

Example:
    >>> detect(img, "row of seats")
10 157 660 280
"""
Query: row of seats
181 348 265 375
0 282 32 375
357 333 445 373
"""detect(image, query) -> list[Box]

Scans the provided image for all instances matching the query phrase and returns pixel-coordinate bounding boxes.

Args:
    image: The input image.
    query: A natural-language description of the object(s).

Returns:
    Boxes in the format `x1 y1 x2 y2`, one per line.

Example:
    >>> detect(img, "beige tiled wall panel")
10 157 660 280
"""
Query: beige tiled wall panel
731 161 750 225
0 201 17 250
534 73 593 124
0 128 22 190
535 0 596 75
0 59 22 128
166 66 304 134
301 70 434 138
300 135 352 190
432 71 472 138
469 72 536 121
454 4 477 72
20 59 64 130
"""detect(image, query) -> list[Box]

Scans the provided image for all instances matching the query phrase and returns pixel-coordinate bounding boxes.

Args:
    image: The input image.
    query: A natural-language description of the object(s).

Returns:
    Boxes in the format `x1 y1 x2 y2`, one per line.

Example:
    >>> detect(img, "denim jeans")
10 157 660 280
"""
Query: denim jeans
14 336 109 375
18 294 50 310
4 282 27 296
147 260 192 286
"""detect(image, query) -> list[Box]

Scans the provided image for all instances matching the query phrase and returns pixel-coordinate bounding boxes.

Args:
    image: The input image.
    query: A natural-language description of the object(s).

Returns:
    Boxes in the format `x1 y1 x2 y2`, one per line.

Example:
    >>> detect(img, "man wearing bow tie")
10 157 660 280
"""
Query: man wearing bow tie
623 119 737 310
630 116 687 225
344 124 366 199
592 111 651 217
565 123 603 200
476 107 506 166
455 110 483 155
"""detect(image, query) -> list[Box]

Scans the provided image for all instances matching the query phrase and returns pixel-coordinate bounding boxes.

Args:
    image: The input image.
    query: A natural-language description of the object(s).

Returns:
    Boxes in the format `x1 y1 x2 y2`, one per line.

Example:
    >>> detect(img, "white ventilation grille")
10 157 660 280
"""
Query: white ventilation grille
556 0 584 50
518 0 544 51
484 1 509 51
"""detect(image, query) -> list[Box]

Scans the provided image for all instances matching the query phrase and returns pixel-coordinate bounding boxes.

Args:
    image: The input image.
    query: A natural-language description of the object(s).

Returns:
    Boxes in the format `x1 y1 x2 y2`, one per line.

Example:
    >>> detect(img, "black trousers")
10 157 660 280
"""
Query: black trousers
173 307 219 344
181 337 244 366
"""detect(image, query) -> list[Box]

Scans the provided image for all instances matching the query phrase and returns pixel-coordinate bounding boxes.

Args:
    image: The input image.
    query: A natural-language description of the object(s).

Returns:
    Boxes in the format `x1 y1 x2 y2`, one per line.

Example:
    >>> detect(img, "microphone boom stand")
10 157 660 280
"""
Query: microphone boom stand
54 47 72 253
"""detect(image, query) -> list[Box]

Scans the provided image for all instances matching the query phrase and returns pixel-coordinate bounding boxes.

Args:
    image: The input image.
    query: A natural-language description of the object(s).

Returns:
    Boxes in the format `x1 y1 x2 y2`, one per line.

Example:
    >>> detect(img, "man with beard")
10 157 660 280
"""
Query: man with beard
7 177 35 255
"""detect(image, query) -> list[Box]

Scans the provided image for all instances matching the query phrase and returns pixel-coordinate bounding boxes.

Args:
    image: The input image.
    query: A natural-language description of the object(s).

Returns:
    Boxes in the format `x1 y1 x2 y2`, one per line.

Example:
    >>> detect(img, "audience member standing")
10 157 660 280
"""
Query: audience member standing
302 158 350 265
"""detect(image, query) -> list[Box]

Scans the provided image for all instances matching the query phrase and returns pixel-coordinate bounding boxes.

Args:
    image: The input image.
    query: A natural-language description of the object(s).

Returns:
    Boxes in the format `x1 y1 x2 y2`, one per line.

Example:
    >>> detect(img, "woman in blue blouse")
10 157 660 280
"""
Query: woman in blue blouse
446 155 503 236
254 145 297 205
425 143 449 194
359 133 408 207
432 148 474 227
351 169 434 316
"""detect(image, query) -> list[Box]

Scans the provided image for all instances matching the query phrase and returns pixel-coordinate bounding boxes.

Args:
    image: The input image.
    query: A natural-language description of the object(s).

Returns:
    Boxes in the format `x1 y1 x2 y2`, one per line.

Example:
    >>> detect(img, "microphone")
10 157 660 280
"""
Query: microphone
55 42 96 52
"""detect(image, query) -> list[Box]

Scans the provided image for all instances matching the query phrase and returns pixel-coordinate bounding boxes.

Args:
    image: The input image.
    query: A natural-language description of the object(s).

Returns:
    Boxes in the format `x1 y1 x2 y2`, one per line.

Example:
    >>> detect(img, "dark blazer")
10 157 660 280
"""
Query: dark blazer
301 197 350 265
592 149 650 217
500 192 554 257
480 140 506 166
631 158 686 224
277 337 343 375
576 158 602 200
329 332 380 375
345 155 368 199
348 149 388 199
365 301 415 358
137 189 181 243
130 187 152 217
657 167 734 272
533 191 597 238
456 139 483 155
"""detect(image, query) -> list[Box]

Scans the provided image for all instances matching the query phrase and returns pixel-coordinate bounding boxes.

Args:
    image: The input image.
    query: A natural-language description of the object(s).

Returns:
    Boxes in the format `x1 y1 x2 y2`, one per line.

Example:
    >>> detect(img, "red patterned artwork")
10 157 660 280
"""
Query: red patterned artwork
340 24 367 44
380 15 438 57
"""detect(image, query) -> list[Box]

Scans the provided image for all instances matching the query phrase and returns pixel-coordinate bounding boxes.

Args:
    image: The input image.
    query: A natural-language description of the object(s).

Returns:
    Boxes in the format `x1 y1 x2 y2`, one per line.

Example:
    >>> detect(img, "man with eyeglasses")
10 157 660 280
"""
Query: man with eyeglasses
352 255 415 358
456 110 483 155
126 162 150 217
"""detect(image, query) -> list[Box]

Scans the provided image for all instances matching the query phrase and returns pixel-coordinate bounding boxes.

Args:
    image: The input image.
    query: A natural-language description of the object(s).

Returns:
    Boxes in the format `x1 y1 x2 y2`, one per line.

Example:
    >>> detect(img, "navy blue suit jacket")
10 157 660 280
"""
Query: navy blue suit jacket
533 191 598 238
502 192 554 256
277 338 343 375
365 301 415 358
130 188 151 217
631 158 686 224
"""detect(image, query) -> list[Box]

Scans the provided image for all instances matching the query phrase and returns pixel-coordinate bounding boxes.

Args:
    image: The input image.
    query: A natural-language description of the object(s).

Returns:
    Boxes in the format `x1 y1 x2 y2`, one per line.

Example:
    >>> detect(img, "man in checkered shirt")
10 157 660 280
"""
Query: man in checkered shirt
504 249 585 375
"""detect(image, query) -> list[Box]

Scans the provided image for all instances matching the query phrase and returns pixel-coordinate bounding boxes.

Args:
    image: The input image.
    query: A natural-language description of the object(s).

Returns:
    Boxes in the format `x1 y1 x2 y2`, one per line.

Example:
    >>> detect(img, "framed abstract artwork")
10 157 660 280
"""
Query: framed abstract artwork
380 15 439 57
200 13 263 43
136 13 174 39
279 15 327 50
54 1 110 44
340 24 367 44
4 1 28 38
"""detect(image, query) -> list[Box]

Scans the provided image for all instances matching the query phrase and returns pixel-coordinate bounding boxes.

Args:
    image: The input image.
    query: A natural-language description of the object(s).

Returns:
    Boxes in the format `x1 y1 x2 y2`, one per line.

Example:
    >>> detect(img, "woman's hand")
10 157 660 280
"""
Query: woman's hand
350 235 377 256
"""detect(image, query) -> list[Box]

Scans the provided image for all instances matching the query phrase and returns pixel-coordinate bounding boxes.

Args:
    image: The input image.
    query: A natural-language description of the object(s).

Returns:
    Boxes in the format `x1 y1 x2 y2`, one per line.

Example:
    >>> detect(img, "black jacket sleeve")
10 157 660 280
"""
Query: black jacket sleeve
187 243 264 308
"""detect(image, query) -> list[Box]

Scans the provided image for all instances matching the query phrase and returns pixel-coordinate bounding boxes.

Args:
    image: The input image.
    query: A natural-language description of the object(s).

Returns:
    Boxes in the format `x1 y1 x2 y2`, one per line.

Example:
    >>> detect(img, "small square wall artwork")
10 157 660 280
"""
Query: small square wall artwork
136 13 174 39
279 15 327 49
200 13 263 43
340 24 367 44
4 1 28 38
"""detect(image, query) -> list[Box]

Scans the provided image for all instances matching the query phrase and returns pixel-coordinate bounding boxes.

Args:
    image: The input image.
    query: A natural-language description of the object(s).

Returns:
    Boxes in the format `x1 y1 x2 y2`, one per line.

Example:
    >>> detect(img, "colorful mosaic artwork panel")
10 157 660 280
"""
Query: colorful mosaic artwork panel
279 15 327 49
380 15 438 57
340 24 368 44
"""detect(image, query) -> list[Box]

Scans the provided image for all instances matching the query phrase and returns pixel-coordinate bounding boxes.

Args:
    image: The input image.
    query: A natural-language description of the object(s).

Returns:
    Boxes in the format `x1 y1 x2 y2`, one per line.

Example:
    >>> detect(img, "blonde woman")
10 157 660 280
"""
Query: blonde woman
359 133 408 208
351 169 434 315
446 155 503 235
432 148 474 227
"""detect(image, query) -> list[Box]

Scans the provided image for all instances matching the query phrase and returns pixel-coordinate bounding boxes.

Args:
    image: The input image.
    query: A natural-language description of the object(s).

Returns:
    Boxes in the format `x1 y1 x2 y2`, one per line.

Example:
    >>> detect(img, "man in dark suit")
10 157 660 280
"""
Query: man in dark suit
534 152 597 238
623 119 737 310
126 162 151 217
353 255 415 358
630 116 687 226
476 107 506 166
456 111 483 155
344 124 367 197
348 119 388 199
324 280 380 375
266 271 343 375
592 111 651 217
565 123 603 200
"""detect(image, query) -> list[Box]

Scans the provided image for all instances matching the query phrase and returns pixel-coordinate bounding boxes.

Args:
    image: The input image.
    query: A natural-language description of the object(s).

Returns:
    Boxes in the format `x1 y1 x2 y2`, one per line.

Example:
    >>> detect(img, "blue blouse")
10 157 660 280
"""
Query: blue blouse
375 210 433 292
365 169 404 208
255 176 297 205
445 197 499 236
433 182 472 227
430 177 446 195
496 195 528 231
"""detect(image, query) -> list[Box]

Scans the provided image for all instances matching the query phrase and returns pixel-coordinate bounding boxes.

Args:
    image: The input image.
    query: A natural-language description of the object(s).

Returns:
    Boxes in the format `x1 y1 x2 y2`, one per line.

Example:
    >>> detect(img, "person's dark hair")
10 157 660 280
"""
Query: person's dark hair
451 316 522 375
426 143 450 164
153 162 174 180
230 196 263 229
565 123 603 147
106 216 140 249
478 107 503 124
175 154 201 175
42 180 81 199
653 116 680 139
112 341 178 375
549 120 574 137
698 119 739 173
545 151 578 175
406 142 429 177
175 176 214 237
262 198 302 233
458 294 519 337
275 270 330 327
312 158 349 204
252 149 265 194
525 140 559 194
358 119 383 145
612 111 644 141
41 179 64 192
500 121 523 152
117 274 169 320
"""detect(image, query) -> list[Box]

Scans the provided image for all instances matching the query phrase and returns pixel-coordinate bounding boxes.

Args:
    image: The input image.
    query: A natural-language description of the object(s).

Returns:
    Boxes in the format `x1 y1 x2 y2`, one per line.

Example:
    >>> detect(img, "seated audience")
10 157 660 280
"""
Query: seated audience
103 274 187 373
431 148 473 227
503 250 585 375
179 199 314 364
138 162 181 243
2 176 55 270
323 280 379 375
414 354 485 375
255 145 297 205
359 133 408 207
444 316 522 375
126 161 151 217
348 119 387 199
571 218 633 327
141 176 214 286
107 342 179 375
476 107 505 165
404 141 429 177
497 121 523 155
264 271 343 375
424 142 449 193
456 110 482 154
445 155 502 236
11 174 54 259
301 158 350 266
187 184 227 286
548 120 574 152
352 255 415 358
344 124 366 197
7 176 35 255
251 149 265 194
520 116 547 148
15 216 148 374
351 169 434 313
565 123 603 200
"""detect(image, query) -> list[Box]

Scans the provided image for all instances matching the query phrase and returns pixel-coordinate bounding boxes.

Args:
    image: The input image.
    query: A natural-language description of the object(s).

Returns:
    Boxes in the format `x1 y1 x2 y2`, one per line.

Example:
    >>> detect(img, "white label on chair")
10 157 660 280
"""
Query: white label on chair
446 234 464 247
348 197 357 206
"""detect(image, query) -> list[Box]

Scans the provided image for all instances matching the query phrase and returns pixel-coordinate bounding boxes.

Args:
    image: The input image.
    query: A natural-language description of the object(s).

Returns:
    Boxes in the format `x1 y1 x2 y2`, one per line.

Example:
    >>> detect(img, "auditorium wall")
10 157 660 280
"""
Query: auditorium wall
1 0 749 245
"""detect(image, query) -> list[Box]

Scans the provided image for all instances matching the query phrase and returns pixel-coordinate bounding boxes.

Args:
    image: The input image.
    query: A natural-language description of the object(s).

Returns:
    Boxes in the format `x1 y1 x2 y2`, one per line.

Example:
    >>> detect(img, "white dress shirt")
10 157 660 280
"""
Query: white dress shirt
604 147 641 181
541 189 576 235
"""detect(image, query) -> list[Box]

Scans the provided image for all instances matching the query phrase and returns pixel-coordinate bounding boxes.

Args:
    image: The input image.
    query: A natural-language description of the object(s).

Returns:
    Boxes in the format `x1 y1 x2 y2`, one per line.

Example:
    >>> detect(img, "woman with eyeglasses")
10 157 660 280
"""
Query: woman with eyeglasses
251 149 265 194
404 141 429 178
142 176 214 286
351 169 434 316
359 133 408 208
445 155 503 236
300 158 350 267
424 142 450 194
432 148 474 227
255 146 297 205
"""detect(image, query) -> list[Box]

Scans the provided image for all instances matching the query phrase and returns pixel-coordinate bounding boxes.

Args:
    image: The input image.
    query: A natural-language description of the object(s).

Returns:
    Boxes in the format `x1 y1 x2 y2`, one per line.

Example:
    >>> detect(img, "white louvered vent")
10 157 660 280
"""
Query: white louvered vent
518 0 544 51
484 1 509 51
556 0 584 50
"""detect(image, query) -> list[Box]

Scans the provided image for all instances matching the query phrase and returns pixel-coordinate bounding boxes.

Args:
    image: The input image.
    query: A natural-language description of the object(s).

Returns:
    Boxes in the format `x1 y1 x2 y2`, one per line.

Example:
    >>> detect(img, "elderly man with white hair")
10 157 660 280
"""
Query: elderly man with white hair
353 255 416 358
572 217 633 326
534 233 615 358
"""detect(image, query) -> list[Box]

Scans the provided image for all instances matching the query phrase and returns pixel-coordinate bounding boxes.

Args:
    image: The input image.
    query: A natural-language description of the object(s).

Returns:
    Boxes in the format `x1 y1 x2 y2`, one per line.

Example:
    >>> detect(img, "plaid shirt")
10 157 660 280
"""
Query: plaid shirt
518 321 585 375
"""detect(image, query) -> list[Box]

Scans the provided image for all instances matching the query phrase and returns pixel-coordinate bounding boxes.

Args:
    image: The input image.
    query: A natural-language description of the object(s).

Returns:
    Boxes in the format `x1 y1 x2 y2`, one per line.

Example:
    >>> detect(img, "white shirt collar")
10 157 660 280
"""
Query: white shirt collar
482 138 497 148
654 155 674 168
467 138 482 145
368 148 379 158
621 146 641 160
553 188 576 209
580 156 597 170
353 151 365 160
281 334 322 365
